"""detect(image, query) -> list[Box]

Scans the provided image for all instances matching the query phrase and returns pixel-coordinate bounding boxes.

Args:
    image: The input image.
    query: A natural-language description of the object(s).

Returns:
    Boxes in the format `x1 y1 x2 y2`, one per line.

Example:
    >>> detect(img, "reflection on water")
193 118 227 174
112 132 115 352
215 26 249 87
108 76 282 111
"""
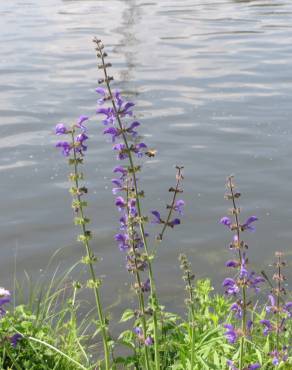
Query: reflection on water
0 0 292 311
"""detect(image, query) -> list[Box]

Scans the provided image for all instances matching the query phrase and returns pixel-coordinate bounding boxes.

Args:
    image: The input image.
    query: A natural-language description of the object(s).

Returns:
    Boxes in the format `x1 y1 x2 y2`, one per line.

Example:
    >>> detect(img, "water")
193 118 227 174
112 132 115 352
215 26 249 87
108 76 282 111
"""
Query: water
1 0 292 313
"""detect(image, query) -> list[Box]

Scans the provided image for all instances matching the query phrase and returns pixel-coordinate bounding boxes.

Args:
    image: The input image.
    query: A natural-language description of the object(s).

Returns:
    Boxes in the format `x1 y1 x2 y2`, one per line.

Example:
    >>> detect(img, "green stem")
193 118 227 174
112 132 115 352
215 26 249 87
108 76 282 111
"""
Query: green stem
158 166 183 240
96 41 160 370
71 133 110 369
126 186 151 370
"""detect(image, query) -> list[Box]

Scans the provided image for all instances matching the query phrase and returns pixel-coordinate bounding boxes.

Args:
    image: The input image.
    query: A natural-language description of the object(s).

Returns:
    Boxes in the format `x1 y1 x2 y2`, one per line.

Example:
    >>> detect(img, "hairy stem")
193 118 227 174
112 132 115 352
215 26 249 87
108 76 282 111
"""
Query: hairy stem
71 132 110 369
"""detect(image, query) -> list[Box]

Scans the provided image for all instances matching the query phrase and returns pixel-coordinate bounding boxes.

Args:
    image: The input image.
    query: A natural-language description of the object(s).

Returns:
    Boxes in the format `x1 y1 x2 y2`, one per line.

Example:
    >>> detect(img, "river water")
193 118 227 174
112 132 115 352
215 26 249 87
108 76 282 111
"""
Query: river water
1 0 292 312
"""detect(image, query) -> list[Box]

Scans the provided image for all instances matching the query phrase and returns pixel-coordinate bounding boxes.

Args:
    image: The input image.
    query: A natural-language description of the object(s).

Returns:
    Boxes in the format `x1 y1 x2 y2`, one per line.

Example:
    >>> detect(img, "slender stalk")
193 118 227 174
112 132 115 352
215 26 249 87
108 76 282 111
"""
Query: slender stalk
126 185 151 370
71 132 110 369
228 177 246 370
95 39 160 370
187 272 196 370
276 254 281 353
158 166 183 241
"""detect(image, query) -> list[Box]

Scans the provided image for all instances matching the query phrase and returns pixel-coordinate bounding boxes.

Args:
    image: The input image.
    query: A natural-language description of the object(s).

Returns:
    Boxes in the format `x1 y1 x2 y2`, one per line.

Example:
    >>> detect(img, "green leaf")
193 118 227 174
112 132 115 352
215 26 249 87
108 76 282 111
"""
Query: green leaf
120 309 134 323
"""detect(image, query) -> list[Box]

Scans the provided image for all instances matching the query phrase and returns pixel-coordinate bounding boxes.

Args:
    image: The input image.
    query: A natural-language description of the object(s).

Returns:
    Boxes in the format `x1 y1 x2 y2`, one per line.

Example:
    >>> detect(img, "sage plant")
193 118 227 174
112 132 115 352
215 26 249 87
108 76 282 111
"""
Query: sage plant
93 38 184 370
55 117 110 369
260 252 291 366
179 254 196 370
220 176 264 370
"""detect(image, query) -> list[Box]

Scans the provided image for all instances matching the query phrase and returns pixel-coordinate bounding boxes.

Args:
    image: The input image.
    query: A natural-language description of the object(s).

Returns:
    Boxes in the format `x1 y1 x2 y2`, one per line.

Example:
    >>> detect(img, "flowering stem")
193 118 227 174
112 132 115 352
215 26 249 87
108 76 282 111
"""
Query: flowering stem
71 132 110 369
228 177 246 370
276 254 281 353
158 166 183 241
126 186 151 370
95 39 160 370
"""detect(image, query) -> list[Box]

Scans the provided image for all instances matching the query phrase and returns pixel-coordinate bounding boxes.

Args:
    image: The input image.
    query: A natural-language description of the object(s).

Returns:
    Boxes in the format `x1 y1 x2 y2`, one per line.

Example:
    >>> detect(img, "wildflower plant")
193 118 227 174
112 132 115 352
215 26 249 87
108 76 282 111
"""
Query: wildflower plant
220 176 264 370
55 117 110 369
260 252 292 366
93 38 184 370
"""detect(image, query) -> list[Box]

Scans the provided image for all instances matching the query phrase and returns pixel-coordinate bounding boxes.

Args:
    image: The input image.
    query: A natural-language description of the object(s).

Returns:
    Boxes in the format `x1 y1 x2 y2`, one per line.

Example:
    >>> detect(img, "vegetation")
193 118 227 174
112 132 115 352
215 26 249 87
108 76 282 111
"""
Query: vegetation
0 40 291 369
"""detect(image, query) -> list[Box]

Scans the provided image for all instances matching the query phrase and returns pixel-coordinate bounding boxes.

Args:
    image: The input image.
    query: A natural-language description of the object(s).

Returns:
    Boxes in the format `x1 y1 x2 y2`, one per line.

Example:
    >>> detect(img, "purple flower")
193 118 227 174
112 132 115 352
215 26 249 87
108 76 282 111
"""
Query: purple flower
134 327 143 337
103 127 120 142
220 216 232 229
55 123 69 135
10 333 22 348
231 302 242 319
239 253 249 278
248 273 265 292
224 324 238 343
114 233 129 251
283 301 292 318
76 115 89 131
241 216 258 232
248 364 261 370
126 121 140 137
56 141 72 156
266 295 277 314
111 178 124 195
97 107 115 125
173 200 185 215
226 360 237 370
113 166 128 179
225 260 240 268
223 278 239 296
260 319 272 336
151 211 163 224
144 336 153 346
128 199 137 217
132 142 147 158
76 132 88 153
168 218 181 227
115 196 126 211
113 143 128 160
96 87 107 105
119 215 128 230
0 288 11 317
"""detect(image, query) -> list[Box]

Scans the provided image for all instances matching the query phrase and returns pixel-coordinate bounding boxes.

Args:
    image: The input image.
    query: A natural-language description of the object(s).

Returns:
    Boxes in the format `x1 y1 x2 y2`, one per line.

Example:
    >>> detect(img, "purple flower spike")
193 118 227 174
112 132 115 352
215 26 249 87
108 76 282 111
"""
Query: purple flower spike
224 324 238 344
248 364 261 370
55 123 69 135
151 211 163 224
241 216 258 232
174 199 185 215
56 141 72 156
220 216 232 229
